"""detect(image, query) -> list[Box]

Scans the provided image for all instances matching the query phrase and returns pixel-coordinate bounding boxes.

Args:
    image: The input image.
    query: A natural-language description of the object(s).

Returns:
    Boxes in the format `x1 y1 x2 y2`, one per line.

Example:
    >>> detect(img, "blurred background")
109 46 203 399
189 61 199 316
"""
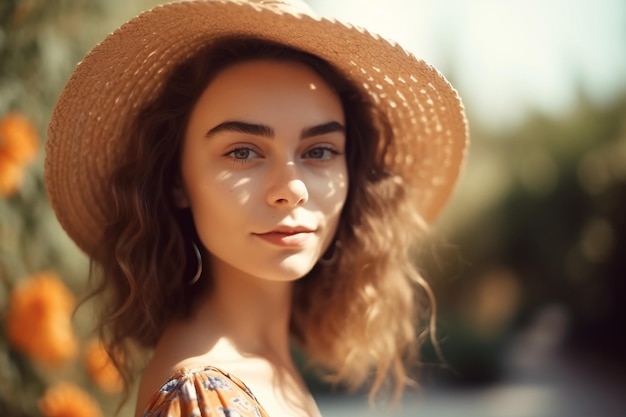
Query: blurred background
1 0 624 416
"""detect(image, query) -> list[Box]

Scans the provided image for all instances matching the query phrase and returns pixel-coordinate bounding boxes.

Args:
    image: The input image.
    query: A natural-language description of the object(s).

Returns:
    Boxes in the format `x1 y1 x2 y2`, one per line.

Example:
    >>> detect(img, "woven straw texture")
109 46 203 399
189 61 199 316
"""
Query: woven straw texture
45 0 468 257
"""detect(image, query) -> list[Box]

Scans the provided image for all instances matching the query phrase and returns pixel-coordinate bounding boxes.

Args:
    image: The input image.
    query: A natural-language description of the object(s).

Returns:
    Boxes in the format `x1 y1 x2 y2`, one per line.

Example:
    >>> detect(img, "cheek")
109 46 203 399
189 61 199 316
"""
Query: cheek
322 183 347 222
224 173 257 206
186 170 256 220
318 165 349 212
311 168 349 234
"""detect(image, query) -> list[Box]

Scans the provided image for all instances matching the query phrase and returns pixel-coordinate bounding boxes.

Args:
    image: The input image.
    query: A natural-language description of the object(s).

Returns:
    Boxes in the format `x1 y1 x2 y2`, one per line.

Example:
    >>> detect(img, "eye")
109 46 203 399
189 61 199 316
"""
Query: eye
223 146 262 163
302 146 340 161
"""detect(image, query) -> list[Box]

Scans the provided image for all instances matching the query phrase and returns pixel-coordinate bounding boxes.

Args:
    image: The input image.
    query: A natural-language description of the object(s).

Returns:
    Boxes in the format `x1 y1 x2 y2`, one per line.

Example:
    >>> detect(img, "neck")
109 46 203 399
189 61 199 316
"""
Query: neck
196 257 294 363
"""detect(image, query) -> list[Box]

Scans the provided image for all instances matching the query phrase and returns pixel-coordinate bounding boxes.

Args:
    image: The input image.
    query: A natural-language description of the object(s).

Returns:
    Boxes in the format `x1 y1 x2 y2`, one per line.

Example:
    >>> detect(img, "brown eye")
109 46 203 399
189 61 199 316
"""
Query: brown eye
233 148 251 159
223 146 261 163
303 146 339 160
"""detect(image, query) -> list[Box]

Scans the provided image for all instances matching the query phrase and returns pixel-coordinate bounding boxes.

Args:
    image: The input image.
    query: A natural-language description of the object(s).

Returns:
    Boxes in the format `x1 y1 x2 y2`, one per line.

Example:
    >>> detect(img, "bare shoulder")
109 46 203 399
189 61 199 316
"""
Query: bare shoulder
135 321 220 416
135 353 177 417
135 360 168 416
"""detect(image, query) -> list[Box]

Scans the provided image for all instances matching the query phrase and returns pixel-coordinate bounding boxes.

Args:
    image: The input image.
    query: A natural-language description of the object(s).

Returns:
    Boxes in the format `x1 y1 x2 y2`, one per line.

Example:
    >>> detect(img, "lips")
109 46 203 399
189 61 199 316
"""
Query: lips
253 226 315 248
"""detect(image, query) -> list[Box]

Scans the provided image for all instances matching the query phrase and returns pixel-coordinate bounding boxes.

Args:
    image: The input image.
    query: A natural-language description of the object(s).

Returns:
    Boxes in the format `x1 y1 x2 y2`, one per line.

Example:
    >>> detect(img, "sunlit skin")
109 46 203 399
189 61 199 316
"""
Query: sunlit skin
178 59 348 284
136 60 348 417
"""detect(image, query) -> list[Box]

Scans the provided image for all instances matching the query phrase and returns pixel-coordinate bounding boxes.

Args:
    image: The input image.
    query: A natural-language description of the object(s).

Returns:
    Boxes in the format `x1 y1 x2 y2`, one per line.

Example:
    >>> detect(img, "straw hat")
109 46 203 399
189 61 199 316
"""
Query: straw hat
45 0 468 258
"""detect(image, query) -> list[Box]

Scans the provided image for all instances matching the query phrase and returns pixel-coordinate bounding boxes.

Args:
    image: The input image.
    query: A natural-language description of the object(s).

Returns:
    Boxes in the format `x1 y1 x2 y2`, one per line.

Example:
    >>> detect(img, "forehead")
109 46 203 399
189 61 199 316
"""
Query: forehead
190 59 345 125
210 58 331 91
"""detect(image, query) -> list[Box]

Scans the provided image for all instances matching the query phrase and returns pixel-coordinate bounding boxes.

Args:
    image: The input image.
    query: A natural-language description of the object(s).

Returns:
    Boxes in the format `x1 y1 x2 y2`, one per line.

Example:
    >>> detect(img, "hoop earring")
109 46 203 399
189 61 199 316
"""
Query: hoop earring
188 242 203 285
319 240 341 266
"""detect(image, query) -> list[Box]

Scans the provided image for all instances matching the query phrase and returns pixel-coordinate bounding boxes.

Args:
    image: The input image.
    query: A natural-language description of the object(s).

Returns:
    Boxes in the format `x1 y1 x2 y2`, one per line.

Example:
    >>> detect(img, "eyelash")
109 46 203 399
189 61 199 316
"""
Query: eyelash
303 146 341 161
222 145 342 164
222 146 262 164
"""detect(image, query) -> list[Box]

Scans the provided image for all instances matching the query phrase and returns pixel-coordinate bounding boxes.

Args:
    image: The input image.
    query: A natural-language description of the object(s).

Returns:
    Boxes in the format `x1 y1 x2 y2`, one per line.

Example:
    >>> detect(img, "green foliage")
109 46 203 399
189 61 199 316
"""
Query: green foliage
0 1 159 416
424 92 626 384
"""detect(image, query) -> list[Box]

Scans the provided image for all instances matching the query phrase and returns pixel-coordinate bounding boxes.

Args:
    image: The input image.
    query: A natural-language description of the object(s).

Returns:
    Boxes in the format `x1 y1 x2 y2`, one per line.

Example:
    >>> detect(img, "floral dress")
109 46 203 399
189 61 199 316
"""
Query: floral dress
142 366 270 417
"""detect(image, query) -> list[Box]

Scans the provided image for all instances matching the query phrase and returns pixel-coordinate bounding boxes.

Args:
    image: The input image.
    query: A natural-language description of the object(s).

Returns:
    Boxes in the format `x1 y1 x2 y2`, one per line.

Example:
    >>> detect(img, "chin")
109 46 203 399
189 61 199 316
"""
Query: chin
261 254 319 282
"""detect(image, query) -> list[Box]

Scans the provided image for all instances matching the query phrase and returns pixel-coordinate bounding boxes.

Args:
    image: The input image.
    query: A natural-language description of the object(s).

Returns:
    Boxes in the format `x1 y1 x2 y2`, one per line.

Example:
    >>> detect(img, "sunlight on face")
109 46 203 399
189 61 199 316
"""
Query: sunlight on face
179 59 348 283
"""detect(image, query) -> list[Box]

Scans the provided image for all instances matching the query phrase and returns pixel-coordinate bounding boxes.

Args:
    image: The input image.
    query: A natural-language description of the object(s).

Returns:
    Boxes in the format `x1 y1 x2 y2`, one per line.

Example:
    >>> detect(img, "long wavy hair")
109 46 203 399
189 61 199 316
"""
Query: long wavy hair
91 36 435 402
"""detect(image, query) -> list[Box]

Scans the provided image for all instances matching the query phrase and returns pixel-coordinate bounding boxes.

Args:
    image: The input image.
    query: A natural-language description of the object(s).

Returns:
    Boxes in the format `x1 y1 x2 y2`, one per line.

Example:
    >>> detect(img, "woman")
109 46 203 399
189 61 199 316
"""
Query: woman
45 1 468 416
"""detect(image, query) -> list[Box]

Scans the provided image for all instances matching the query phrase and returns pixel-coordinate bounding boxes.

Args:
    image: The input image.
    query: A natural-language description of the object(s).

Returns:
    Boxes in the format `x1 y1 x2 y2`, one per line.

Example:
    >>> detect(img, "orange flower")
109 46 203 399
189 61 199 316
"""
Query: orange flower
0 157 24 196
39 382 104 417
0 112 38 163
0 112 39 196
84 339 123 394
6 272 78 365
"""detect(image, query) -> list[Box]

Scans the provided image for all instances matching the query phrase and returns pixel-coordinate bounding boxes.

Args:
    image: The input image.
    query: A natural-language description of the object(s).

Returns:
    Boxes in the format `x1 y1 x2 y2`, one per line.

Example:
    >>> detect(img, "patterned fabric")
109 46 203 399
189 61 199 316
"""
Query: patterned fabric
142 366 270 417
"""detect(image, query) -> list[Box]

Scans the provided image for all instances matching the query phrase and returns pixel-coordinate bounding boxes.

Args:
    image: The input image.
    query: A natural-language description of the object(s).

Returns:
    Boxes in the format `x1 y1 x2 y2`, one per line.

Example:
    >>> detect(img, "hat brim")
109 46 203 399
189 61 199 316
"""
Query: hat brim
45 0 468 257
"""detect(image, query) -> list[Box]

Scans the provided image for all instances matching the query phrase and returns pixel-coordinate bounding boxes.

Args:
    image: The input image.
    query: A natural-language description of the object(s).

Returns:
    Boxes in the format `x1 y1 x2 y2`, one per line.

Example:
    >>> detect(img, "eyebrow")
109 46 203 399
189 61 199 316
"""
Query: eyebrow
301 121 345 138
205 120 345 139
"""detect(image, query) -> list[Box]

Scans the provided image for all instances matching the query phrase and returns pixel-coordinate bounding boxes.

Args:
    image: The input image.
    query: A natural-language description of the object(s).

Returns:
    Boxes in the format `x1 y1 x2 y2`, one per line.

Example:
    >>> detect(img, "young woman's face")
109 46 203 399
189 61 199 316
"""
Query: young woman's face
179 59 348 282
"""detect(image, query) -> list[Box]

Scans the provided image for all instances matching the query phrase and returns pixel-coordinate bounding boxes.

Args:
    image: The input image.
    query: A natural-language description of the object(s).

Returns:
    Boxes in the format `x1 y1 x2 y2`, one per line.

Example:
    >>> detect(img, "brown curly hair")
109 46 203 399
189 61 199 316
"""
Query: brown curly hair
90 36 435 403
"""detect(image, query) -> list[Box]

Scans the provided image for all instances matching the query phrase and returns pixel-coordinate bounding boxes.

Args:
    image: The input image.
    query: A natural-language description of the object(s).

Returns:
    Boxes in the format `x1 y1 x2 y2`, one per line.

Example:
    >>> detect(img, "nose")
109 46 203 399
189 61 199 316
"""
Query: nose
267 163 309 208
